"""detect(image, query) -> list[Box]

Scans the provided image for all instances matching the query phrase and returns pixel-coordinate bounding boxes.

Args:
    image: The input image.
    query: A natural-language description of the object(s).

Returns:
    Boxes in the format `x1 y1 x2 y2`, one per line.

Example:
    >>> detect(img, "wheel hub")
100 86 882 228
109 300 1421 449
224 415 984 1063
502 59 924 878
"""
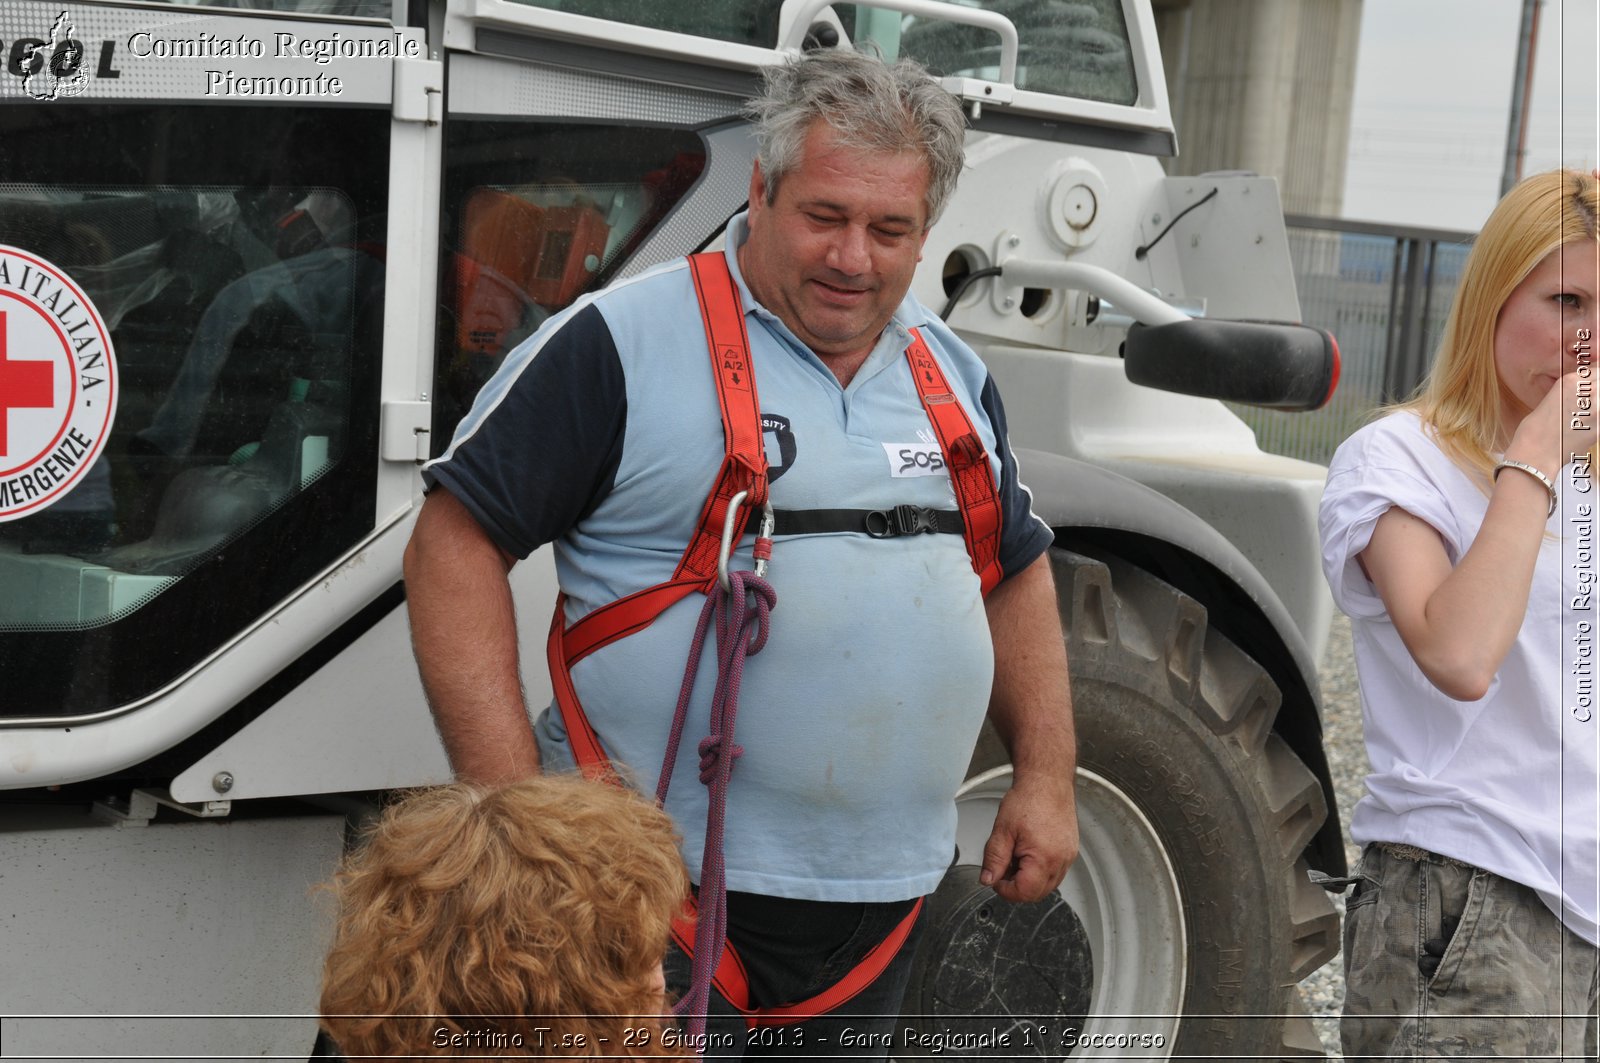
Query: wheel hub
903 864 1092 1055
903 766 1187 1057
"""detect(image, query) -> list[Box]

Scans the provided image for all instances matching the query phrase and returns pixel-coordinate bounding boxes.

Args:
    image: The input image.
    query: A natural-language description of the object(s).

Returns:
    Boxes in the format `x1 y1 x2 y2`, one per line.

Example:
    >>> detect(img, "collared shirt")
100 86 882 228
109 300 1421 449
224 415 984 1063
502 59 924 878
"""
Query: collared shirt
426 212 1052 901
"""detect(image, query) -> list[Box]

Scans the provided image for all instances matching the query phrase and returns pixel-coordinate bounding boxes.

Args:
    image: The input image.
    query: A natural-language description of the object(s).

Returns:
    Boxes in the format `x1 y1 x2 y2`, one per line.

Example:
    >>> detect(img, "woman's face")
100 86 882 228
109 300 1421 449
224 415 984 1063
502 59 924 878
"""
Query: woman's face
1494 240 1600 432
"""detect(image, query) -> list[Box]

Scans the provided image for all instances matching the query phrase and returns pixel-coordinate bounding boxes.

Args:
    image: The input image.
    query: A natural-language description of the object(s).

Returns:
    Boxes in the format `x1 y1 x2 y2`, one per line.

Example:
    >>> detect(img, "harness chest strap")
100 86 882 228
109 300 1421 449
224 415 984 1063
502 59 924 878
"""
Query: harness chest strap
546 251 1002 1020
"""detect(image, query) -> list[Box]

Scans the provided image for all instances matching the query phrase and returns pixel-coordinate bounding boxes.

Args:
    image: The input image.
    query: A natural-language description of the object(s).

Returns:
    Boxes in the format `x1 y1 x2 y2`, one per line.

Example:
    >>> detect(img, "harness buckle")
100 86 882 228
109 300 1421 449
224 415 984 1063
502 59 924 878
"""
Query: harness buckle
865 504 938 538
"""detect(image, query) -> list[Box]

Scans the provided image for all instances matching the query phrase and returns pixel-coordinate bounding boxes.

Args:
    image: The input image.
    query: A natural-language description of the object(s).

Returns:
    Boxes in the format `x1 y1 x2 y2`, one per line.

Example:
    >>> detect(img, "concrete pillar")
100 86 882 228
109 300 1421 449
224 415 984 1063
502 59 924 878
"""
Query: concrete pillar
1154 0 1362 218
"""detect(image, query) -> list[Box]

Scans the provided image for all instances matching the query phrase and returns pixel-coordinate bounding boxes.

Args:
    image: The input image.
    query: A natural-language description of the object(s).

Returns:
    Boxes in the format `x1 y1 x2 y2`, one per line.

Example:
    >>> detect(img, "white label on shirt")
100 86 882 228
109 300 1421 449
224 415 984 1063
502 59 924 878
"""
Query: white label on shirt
884 442 947 478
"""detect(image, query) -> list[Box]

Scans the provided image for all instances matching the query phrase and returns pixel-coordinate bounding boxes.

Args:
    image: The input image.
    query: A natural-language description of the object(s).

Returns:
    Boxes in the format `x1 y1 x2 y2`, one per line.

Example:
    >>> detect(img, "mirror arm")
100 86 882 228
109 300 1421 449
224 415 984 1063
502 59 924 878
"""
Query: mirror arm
994 258 1188 327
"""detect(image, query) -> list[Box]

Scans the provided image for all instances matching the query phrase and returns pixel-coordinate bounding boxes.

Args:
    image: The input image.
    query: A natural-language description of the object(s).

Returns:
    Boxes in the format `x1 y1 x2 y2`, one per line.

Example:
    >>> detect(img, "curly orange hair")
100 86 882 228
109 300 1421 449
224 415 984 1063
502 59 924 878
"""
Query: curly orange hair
319 773 690 1058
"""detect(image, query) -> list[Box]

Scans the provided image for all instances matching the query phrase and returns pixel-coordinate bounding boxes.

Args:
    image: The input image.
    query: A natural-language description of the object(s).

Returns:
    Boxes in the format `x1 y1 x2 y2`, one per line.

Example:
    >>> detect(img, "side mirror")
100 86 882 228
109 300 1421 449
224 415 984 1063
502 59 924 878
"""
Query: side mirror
1123 319 1340 411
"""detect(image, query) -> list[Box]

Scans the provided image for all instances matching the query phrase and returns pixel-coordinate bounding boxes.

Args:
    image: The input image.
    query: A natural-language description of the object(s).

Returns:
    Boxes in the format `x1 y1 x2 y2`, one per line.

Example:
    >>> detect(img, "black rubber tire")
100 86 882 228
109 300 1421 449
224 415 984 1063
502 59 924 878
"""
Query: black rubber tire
962 546 1340 1058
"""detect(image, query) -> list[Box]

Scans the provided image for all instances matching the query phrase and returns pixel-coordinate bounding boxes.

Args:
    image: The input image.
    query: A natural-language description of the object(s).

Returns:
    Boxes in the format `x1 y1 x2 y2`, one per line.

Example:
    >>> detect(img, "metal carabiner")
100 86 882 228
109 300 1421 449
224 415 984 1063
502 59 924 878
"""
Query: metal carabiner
717 491 746 594
717 490 776 593
752 500 776 579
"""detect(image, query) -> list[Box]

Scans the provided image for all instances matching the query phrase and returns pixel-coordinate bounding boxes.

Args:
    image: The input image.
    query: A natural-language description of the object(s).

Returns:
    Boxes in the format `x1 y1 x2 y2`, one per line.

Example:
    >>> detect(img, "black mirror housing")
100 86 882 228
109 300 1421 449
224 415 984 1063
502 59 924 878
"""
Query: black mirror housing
1123 319 1340 411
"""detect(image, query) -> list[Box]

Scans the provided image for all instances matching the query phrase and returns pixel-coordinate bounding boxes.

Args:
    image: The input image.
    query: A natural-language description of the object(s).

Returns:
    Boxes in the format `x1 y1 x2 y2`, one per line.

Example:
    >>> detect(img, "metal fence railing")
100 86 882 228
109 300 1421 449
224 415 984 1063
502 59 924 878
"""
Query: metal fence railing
1229 215 1477 467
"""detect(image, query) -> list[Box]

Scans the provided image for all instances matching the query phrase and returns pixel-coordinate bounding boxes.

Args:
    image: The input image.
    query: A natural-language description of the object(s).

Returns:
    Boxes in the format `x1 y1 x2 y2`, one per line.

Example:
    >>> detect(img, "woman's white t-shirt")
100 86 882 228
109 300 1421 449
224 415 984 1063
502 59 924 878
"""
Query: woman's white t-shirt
1320 410 1600 944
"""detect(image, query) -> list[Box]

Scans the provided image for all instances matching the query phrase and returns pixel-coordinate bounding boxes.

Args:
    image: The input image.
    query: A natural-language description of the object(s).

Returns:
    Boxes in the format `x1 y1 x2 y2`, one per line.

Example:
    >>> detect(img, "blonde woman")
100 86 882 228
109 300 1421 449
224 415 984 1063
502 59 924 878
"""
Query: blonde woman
1320 168 1599 1058
320 774 689 1059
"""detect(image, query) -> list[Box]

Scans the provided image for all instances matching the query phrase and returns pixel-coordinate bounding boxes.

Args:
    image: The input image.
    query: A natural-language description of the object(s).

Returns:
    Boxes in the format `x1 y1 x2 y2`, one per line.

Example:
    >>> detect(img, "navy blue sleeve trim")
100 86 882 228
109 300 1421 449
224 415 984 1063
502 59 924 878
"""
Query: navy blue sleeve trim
980 374 1054 580
423 303 626 559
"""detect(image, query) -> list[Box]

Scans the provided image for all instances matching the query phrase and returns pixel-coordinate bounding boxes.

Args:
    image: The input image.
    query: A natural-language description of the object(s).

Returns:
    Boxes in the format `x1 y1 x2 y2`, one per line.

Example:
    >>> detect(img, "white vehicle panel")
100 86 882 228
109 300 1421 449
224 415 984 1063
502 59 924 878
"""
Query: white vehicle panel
0 810 342 1062
1157 175 1302 322
170 546 563 802
985 346 1333 656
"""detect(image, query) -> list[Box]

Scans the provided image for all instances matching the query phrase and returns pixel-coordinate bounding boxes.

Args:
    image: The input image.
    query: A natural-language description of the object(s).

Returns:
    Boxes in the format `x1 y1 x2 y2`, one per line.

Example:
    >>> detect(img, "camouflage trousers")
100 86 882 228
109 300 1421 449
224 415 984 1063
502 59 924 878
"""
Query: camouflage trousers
1342 842 1599 1060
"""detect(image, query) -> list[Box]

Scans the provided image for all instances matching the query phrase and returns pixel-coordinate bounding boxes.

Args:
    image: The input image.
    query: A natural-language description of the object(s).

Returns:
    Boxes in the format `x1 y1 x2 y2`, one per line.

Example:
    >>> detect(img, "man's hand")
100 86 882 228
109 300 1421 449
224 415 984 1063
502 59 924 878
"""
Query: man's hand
981 776 1078 902
983 551 1079 902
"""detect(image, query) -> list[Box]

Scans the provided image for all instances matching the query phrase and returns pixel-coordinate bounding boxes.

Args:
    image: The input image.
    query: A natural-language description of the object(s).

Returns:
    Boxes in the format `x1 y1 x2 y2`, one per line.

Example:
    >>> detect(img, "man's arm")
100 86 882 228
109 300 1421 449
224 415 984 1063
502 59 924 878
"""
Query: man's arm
403 487 541 783
401 306 628 782
980 551 1078 903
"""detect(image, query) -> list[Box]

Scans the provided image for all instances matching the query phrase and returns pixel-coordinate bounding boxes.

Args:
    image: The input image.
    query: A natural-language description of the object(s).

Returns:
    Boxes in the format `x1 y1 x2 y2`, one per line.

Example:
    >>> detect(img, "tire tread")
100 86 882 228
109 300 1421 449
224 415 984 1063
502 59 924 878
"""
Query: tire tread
1049 546 1339 1056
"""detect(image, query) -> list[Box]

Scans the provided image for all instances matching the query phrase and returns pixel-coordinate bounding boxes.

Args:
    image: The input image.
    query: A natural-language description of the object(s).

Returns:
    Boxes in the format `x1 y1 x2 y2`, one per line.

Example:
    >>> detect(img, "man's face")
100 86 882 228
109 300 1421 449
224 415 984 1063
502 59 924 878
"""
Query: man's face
740 121 932 364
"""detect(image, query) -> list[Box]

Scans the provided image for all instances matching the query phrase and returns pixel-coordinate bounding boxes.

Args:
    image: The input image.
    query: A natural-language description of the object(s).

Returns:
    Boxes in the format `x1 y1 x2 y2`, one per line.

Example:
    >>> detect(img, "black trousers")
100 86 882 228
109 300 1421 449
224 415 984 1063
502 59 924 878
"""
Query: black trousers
663 890 924 1060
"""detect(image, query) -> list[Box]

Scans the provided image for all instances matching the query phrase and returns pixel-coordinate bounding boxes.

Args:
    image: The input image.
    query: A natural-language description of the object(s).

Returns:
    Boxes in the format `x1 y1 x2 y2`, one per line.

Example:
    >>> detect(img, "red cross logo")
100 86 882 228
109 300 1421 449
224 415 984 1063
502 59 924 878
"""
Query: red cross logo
0 310 56 459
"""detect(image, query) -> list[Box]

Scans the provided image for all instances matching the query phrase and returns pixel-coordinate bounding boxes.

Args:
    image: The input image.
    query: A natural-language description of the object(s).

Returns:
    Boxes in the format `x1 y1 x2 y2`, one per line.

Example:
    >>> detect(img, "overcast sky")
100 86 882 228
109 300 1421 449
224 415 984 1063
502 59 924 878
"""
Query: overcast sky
1342 0 1598 231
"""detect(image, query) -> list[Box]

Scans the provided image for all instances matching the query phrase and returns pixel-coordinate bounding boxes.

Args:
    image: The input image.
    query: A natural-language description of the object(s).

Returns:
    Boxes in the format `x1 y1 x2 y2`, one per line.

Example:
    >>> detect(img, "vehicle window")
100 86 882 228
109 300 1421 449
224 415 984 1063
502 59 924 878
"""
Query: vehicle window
509 0 1137 106
890 0 1136 106
0 105 387 717
435 121 707 437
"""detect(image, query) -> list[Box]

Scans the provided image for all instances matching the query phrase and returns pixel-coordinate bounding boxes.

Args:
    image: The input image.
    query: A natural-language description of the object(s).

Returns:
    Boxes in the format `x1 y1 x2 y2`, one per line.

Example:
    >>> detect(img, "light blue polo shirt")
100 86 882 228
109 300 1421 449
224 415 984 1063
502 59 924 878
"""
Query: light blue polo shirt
427 213 1052 902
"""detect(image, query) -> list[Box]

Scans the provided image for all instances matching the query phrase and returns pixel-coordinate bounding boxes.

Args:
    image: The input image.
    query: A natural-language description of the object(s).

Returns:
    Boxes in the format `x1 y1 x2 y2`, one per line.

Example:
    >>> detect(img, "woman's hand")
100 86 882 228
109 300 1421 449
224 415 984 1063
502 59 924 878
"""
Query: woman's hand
1504 371 1594 479
1362 378 1576 699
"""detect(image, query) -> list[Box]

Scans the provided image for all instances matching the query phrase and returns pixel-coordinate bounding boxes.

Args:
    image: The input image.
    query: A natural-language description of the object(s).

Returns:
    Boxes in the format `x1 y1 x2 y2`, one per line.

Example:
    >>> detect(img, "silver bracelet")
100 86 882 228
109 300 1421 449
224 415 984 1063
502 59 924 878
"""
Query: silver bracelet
1493 460 1557 516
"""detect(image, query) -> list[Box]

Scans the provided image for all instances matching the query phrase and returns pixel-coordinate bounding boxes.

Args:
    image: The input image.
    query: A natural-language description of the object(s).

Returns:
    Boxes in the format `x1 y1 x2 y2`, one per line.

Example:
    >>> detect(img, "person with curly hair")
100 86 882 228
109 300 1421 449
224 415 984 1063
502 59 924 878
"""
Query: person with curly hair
1320 168 1600 1058
319 773 690 1059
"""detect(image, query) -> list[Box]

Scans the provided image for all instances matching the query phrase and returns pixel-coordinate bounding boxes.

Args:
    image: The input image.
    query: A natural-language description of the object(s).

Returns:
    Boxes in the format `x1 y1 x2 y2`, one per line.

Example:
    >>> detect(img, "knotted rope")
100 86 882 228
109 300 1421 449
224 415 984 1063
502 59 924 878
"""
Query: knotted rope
656 567 777 1047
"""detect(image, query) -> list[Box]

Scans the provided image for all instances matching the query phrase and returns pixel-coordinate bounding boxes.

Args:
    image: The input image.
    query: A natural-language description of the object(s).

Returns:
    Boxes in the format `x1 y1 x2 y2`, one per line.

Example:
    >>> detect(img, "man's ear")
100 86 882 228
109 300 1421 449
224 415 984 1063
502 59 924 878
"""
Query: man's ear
748 163 767 215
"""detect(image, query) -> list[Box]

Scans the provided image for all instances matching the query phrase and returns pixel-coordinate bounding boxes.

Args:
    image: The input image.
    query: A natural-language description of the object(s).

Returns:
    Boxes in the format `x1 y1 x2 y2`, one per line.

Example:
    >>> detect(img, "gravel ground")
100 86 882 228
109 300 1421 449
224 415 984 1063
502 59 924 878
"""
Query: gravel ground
1296 610 1369 1058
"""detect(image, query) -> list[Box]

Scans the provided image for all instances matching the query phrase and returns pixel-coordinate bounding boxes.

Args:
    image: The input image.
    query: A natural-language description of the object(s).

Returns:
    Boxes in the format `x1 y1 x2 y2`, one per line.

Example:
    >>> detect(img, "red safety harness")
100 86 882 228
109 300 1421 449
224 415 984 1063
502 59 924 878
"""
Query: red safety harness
546 251 1005 1025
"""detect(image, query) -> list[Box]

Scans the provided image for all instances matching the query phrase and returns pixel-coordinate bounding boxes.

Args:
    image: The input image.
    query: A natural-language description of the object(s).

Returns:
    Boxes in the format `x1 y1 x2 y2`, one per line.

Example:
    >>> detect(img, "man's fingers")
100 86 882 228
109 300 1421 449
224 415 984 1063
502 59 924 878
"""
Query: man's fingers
980 828 1016 887
982 834 1068 903
981 785 1079 901
991 856 1048 903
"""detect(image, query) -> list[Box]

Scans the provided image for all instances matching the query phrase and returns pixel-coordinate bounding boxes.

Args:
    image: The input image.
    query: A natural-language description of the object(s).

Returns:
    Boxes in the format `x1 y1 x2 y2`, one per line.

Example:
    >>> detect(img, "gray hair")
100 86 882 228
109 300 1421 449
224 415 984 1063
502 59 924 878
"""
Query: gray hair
744 48 967 226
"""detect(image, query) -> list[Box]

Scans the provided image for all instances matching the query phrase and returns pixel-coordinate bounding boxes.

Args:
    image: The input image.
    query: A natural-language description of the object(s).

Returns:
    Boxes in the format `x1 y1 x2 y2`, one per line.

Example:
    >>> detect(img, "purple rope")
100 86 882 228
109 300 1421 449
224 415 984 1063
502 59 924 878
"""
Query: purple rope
657 568 776 1051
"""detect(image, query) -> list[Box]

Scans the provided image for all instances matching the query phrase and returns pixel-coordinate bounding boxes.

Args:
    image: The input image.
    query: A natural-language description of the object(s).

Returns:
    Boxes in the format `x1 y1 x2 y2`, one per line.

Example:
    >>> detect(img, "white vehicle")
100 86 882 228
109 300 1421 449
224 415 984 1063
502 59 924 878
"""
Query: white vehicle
0 0 1344 1057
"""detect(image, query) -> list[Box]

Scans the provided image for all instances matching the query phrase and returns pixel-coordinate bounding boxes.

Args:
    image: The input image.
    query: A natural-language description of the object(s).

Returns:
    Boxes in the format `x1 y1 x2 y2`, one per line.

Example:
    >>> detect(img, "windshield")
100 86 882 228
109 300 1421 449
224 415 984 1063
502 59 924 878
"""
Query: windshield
508 0 1138 105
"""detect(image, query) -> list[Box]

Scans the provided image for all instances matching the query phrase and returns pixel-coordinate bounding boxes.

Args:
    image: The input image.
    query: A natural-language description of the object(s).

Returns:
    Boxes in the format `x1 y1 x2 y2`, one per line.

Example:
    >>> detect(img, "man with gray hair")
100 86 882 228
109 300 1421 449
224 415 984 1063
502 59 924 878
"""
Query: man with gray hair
405 47 1077 1056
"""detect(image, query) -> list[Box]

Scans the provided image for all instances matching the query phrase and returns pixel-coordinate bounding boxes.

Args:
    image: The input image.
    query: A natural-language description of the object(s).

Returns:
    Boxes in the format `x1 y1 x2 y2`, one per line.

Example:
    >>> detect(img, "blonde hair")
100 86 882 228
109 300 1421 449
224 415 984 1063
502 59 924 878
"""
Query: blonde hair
1403 168 1600 478
319 774 689 1058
